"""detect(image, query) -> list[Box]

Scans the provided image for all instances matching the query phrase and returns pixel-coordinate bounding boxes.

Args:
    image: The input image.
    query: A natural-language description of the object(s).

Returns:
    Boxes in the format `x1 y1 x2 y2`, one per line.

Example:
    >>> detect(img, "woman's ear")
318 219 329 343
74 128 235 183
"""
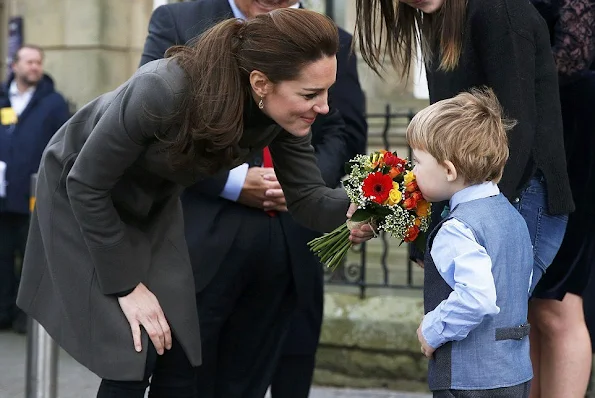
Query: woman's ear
443 160 458 182
249 70 272 98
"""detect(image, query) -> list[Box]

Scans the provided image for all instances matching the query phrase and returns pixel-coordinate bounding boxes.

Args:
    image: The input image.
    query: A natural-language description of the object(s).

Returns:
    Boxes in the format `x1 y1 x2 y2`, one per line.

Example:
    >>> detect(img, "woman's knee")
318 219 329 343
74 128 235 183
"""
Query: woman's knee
530 294 585 335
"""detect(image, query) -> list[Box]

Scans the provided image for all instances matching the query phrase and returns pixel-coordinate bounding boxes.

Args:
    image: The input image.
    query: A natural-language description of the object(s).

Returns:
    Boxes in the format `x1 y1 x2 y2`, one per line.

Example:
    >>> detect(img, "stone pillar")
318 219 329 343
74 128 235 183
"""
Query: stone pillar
7 0 154 108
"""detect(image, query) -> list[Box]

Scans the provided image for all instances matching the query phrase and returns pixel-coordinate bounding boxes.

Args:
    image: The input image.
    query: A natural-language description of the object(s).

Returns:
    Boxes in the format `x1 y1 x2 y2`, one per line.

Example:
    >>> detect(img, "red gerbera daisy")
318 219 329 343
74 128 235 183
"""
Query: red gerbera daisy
362 172 393 204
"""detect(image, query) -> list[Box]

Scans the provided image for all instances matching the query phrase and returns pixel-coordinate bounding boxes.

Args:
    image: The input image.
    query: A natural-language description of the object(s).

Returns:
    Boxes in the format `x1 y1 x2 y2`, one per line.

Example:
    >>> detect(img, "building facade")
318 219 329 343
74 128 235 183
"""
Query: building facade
0 0 426 113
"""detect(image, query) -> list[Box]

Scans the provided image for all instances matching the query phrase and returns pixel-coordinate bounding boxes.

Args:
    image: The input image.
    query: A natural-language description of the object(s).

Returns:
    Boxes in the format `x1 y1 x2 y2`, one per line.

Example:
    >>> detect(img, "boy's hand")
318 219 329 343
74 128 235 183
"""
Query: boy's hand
417 322 435 358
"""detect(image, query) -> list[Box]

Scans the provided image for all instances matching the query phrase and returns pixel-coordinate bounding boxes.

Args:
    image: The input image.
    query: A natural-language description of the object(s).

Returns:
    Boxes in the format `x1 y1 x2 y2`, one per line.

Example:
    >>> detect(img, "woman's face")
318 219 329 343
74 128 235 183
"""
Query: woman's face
258 56 337 137
400 0 446 13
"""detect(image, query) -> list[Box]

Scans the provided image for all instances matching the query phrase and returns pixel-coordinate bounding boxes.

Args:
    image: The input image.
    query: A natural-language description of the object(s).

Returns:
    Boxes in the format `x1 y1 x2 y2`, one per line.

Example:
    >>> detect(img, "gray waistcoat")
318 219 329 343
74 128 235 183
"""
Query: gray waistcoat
424 194 533 390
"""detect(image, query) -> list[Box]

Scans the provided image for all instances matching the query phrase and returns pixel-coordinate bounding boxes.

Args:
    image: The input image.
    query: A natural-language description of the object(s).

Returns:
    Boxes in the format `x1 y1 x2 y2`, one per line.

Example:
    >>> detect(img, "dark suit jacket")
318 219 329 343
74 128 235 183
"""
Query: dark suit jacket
140 0 367 355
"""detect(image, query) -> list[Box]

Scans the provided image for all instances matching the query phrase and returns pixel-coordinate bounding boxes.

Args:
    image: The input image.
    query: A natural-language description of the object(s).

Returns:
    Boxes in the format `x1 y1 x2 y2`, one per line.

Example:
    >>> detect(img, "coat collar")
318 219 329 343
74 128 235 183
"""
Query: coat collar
0 74 56 117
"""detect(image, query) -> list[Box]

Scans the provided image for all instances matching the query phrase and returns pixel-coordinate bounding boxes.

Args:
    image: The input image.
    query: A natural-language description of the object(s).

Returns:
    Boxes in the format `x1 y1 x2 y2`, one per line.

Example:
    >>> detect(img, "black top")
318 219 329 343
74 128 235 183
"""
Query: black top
426 0 574 215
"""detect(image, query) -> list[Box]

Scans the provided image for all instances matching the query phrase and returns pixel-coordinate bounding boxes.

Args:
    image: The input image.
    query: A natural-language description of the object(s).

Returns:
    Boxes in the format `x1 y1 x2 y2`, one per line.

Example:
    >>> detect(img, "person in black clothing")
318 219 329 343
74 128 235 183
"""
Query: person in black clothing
529 1 595 396
140 1 367 397
353 0 574 396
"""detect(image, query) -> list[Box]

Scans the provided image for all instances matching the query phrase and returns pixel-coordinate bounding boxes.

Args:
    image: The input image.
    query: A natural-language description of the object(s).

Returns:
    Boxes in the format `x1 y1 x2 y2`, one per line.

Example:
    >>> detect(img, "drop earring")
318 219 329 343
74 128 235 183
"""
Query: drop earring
258 97 264 110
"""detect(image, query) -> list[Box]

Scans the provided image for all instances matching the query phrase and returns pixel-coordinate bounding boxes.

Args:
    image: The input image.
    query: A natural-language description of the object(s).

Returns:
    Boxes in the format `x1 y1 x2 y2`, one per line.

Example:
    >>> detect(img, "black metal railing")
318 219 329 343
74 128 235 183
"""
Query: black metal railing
324 106 422 298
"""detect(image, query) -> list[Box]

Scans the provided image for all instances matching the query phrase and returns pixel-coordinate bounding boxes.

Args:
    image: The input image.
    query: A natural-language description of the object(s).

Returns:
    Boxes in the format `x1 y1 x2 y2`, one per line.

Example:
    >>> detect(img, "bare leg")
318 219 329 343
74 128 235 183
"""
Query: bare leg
528 308 541 398
529 293 592 398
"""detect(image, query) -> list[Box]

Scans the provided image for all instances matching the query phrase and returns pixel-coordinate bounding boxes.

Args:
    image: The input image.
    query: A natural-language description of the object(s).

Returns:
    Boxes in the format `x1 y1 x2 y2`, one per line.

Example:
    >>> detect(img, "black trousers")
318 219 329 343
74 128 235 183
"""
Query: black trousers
0 212 29 323
433 381 531 398
269 354 316 398
97 334 197 398
195 214 296 398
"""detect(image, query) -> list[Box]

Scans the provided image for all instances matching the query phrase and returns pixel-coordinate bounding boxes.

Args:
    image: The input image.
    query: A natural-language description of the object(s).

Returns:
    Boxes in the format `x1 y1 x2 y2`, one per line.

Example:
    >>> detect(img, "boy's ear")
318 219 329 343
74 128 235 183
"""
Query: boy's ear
443 160 458 182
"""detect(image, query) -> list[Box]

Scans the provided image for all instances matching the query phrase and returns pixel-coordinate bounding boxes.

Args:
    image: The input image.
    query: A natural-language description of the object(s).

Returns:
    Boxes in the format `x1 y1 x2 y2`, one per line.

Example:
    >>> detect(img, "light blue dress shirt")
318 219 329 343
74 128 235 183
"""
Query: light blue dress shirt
421 182 503 349
221 0 300 201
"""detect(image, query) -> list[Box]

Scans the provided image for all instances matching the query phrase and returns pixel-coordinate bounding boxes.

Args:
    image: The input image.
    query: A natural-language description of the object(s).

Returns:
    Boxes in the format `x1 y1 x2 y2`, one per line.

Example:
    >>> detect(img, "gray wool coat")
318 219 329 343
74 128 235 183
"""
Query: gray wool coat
16 59 350 381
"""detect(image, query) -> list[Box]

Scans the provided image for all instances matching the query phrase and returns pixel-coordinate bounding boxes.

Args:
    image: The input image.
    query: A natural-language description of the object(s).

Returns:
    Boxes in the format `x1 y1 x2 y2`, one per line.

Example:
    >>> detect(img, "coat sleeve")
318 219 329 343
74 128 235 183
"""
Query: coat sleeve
66 72 177 295
269 130 350 232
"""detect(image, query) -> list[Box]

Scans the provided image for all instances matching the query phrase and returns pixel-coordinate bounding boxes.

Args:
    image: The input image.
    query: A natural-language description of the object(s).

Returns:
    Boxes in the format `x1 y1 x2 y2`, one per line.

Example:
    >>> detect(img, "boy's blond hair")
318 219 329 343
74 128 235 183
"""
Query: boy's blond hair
406 87 515 184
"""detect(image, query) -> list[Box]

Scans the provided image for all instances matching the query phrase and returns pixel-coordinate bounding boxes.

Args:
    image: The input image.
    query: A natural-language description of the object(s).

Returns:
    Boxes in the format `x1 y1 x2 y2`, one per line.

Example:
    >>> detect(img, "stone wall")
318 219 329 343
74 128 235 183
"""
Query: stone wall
5 0 428 114
315 292 430 393
6 0 154 108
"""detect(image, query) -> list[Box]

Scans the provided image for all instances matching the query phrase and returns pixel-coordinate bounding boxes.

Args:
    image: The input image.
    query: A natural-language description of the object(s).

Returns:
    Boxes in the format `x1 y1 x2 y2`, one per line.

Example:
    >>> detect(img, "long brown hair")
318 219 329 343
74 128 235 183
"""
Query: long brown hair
164 8 339 174
354 0 467 78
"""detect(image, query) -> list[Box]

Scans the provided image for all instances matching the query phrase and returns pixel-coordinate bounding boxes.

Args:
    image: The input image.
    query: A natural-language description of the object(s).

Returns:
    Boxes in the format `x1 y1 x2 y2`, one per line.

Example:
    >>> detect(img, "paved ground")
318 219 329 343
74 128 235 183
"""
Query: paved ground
0 331 431 398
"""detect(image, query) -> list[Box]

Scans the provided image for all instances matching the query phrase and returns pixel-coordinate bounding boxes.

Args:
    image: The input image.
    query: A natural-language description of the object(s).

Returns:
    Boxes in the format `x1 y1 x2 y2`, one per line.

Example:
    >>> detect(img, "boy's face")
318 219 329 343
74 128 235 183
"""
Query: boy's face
412 149 454 202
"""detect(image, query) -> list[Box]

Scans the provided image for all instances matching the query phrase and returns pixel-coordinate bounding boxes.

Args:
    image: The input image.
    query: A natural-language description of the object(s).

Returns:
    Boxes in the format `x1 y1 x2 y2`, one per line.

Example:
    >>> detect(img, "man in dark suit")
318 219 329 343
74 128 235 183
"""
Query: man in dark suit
140 1 366 397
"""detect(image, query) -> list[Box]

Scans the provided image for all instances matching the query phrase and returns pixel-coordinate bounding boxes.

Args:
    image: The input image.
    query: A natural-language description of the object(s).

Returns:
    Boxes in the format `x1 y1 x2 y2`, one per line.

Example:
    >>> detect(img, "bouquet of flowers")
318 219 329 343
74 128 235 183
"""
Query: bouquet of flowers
308 150 431 270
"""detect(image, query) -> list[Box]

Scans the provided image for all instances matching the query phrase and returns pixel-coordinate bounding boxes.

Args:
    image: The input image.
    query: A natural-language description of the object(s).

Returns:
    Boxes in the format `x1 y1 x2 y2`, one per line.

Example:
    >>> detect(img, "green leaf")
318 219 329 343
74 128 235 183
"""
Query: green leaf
350 209 374 222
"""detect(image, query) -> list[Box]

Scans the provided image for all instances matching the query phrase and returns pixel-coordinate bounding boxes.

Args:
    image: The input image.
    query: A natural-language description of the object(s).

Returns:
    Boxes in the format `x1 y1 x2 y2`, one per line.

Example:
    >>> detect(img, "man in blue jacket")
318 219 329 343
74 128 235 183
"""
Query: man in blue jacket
0 45 70 333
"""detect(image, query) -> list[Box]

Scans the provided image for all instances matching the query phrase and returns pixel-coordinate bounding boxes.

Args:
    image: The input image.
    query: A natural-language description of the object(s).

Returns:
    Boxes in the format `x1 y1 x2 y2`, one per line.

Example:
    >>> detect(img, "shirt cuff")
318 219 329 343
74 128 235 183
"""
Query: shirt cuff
421 310 447 349
220 163 249 202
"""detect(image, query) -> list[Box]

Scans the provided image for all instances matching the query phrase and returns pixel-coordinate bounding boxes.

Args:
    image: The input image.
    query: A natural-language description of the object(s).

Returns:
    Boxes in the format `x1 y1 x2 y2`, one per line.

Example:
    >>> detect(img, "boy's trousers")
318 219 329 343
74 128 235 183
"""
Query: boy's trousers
433 381 530 398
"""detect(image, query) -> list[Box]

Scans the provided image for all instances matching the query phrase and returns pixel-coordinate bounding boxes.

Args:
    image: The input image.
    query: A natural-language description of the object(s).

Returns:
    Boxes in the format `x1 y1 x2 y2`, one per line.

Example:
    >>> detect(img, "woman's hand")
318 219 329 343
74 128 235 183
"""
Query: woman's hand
117 283 172 355
346 203 377 244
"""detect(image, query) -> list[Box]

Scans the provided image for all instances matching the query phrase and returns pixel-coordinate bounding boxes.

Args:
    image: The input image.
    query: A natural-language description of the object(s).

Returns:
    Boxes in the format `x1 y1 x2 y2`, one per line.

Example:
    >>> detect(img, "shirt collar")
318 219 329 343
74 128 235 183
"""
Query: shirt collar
228 1 300 20
9 80 35 97
449 181 500 211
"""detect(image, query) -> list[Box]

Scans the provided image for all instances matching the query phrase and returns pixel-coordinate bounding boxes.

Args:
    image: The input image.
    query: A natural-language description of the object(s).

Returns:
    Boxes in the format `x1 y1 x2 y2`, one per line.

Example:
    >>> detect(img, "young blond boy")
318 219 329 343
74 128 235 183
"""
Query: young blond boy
408 89 533 397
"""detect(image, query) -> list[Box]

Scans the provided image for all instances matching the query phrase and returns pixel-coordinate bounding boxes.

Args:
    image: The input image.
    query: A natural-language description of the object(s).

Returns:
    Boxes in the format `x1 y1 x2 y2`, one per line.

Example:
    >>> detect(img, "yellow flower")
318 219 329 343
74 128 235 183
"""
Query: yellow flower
370 152 385 168
404 171 415 185
386 185 402 206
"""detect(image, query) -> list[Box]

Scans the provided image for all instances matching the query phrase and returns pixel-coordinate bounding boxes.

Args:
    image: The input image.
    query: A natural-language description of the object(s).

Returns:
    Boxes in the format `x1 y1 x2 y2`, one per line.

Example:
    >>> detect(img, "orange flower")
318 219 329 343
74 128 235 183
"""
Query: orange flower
403 196 417 210
404 225 420 242
416 200 430 217
388 167 401 178
405 181 419 193
411 191 424 202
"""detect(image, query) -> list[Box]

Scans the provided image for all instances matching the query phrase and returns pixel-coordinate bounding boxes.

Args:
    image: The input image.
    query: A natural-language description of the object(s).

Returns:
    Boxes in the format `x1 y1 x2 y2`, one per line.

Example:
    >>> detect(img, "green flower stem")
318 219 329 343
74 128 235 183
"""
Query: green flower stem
308 225 346 250
308 229 339 248
308 223 354 270
310 231 342 250
319 228 350 260
326 242 351 270
321 229 349 256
